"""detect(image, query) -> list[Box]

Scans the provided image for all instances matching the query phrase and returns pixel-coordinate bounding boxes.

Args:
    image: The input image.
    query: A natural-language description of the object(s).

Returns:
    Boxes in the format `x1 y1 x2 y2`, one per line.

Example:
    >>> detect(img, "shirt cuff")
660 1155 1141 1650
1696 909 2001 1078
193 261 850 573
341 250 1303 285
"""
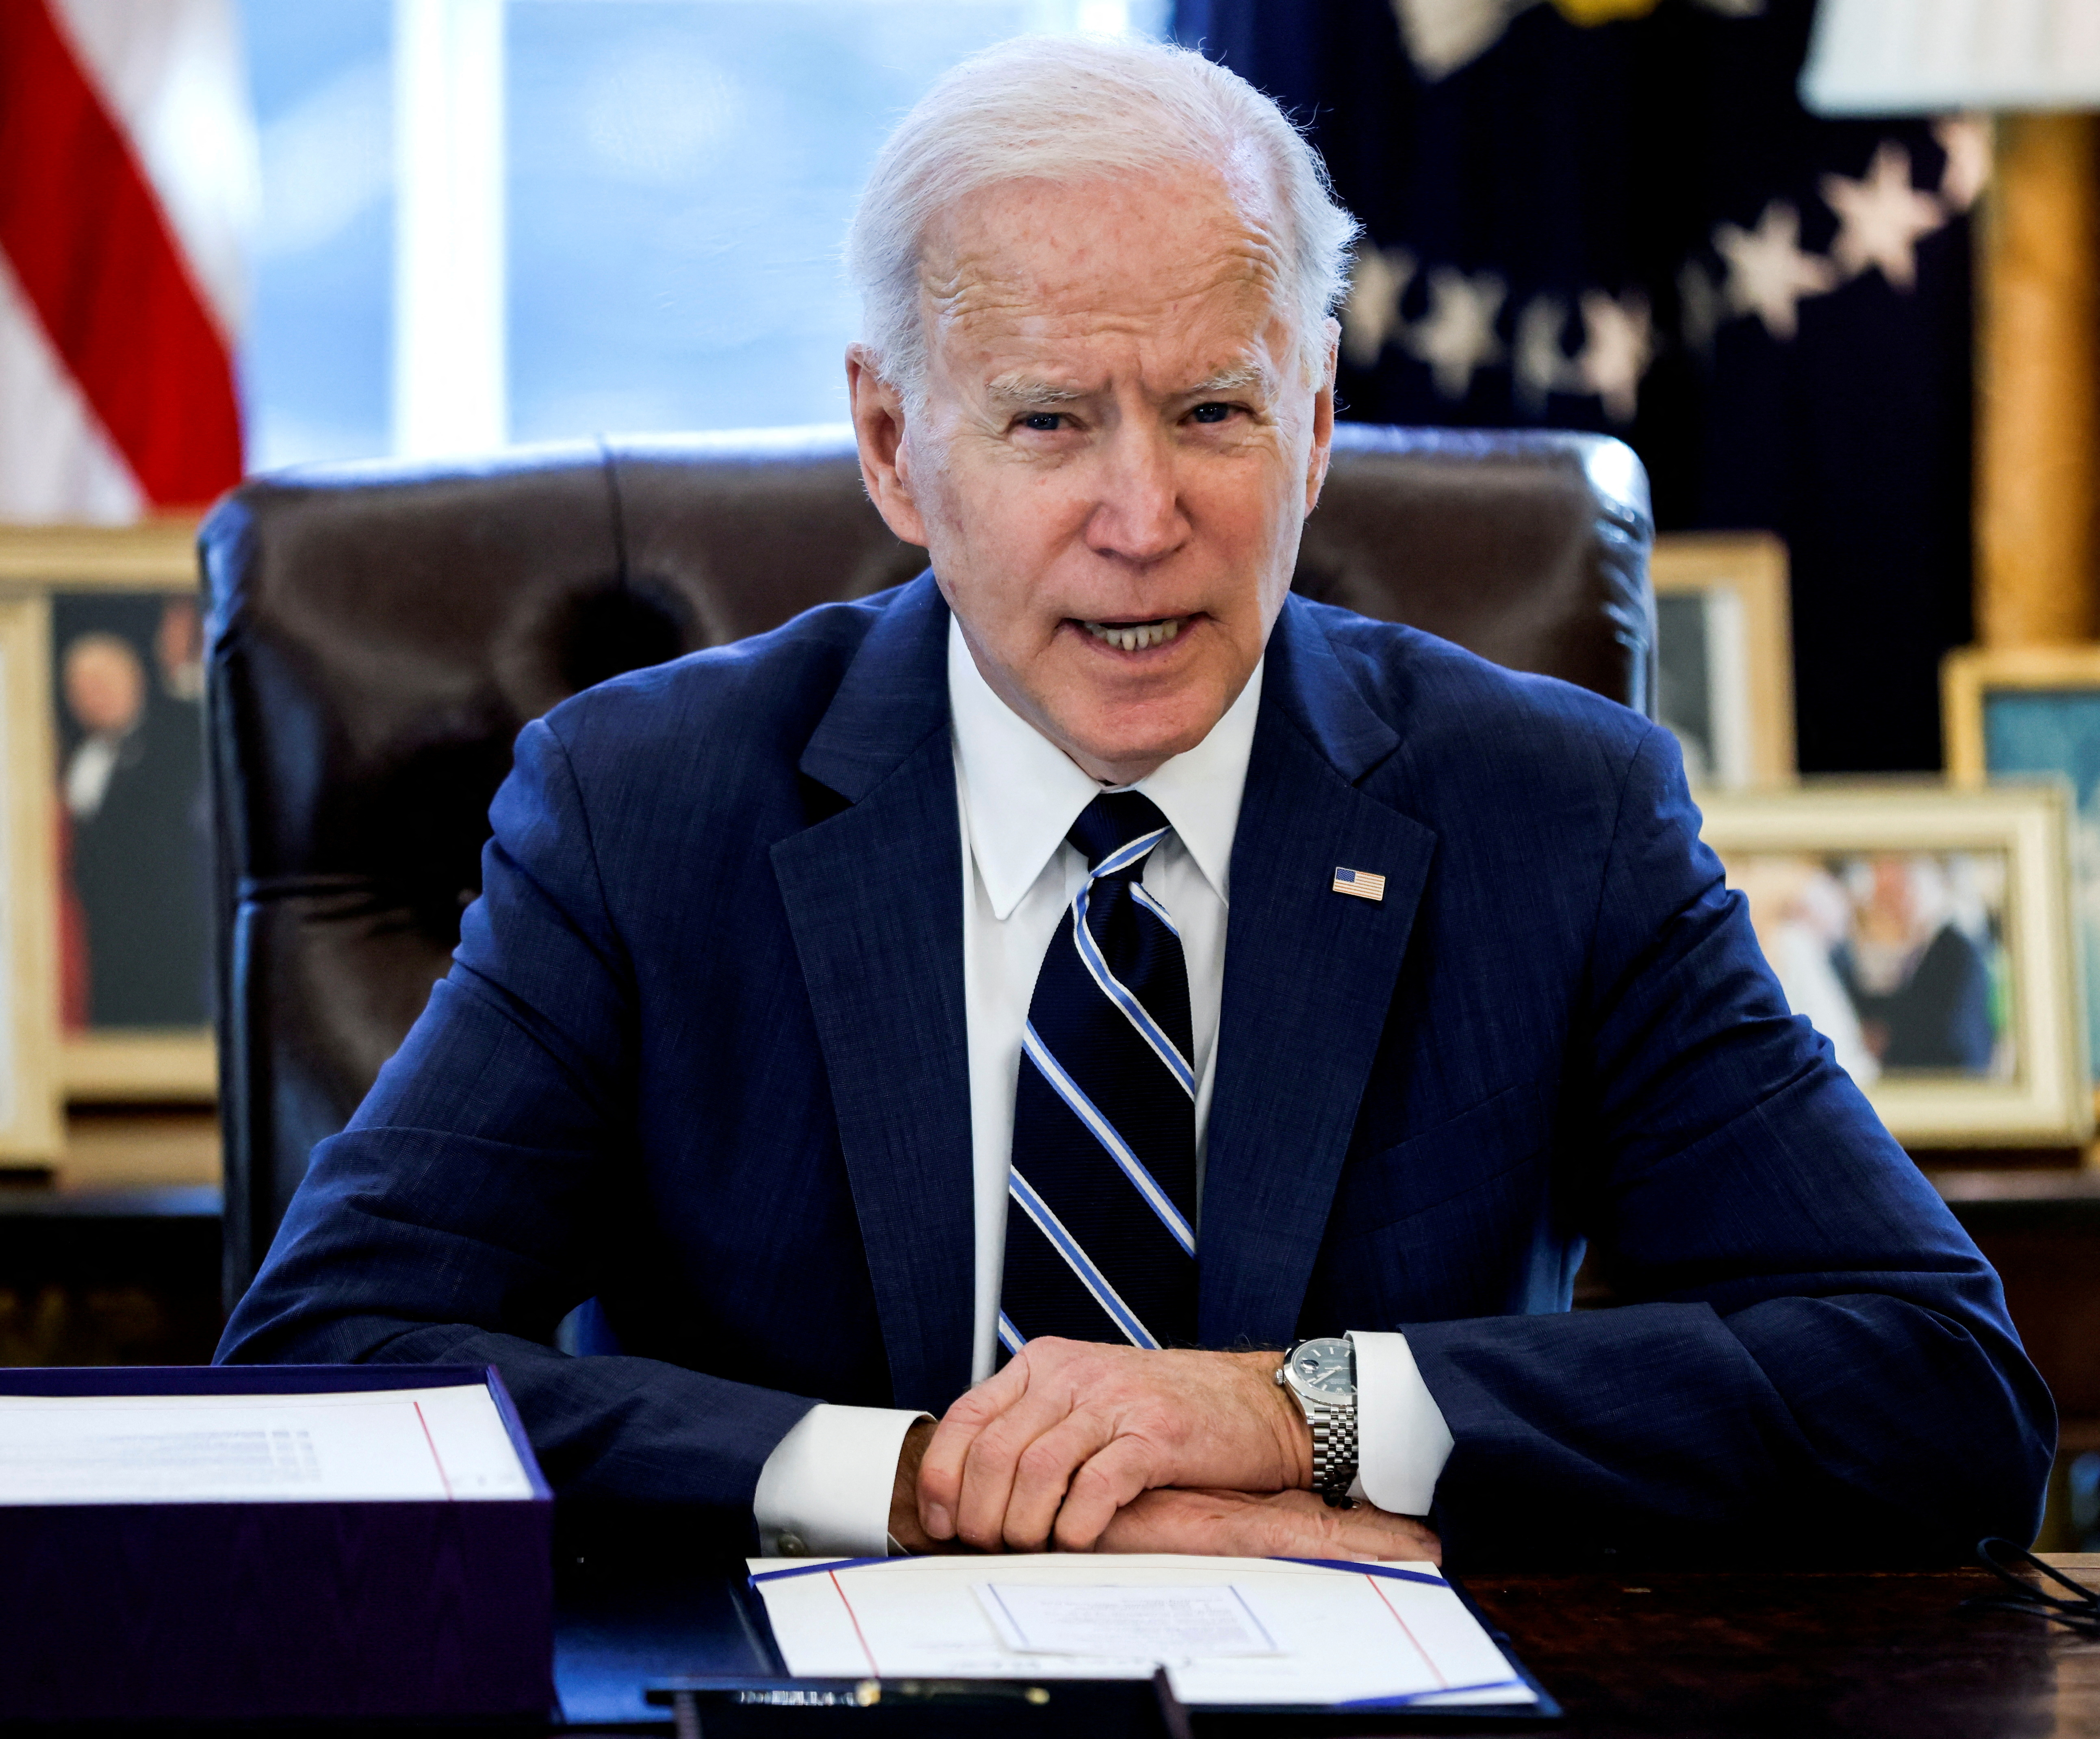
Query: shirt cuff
752 1404 929 1558
1348 1329 1454 1516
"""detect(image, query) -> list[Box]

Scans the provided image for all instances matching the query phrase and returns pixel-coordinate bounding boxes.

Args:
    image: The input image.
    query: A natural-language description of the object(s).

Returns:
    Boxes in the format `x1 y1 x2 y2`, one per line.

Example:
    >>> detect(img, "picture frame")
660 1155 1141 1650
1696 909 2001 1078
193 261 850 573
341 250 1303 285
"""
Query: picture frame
1699 782 2089 1147
0 596 65 1159
0 522 214 1105
1943 643 2100 1118
1650 532 1796 788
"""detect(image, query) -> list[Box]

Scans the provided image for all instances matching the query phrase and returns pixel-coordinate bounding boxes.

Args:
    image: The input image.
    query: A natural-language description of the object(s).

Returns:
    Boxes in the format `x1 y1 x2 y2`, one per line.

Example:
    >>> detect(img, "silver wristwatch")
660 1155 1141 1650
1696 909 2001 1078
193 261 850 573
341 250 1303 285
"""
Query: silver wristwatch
1275 1335 1359 1507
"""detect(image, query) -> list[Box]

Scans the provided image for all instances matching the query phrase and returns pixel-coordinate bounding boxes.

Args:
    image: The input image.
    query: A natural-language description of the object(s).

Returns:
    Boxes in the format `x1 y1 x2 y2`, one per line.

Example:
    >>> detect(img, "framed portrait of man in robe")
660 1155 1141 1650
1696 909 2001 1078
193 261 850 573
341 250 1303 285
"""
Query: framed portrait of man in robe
0 524 213 1104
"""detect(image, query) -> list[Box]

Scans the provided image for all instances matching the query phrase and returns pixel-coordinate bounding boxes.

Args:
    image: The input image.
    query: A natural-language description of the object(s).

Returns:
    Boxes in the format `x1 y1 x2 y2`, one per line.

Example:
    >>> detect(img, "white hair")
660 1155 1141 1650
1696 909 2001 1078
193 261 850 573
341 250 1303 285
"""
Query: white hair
844 34 1360 406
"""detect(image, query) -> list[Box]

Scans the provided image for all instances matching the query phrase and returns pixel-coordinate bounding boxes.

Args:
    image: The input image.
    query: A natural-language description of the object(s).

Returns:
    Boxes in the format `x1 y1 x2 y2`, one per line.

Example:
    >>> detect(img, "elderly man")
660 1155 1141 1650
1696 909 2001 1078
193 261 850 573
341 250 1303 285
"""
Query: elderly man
220 35 2051 1568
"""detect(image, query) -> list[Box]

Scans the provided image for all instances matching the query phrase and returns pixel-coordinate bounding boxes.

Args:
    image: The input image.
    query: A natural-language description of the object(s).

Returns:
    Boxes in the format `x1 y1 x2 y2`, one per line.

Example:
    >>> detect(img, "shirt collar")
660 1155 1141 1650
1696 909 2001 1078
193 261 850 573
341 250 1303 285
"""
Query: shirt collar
947 613 1263 920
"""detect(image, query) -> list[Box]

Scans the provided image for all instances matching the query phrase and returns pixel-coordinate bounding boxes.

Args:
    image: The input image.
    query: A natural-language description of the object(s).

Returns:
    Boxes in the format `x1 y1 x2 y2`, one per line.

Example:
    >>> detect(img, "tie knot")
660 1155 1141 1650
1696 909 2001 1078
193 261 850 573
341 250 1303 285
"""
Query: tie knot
1067 791 1170 873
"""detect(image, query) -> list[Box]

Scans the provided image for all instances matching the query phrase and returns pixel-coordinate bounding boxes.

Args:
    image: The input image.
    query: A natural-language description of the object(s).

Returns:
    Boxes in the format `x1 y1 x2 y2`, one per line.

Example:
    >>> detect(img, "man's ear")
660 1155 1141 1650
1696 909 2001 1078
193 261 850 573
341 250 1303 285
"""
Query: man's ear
1303 317 1339 518
847 346 929 548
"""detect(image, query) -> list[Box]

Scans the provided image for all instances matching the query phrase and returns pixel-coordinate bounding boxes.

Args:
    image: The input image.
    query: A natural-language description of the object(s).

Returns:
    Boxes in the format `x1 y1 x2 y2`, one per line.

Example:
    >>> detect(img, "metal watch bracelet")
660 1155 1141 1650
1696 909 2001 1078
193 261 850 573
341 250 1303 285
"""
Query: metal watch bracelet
1308 1401 1359 1508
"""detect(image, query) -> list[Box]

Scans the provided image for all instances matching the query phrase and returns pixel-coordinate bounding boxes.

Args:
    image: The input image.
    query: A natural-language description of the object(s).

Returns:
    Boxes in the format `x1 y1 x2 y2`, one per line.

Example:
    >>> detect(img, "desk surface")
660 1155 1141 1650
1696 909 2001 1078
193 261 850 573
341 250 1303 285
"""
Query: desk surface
1458 1560 2100 1738
554 1559 2100 1737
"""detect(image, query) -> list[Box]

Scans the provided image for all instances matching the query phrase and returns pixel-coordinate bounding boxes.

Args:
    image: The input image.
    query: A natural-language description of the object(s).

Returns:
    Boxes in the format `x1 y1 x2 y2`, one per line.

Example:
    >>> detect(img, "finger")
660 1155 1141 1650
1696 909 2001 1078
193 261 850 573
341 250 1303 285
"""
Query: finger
1094 1488 1251 1554
918 1361 1031 1537
1050 1435 1163 1551
1252 1490 1443 1566
1245 1492 1362 1560
1330 1508 1443 1566
1097 1487 1429 1563
1093 1489 1206 1554
951 1379 1092 1549
991 1411 1124 1550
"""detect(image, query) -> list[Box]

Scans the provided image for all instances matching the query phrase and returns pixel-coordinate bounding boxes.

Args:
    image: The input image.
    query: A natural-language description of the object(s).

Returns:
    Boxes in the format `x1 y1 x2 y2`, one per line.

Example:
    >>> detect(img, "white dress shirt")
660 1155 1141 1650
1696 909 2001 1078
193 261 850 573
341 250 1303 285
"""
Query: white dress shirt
751 617 1453 1555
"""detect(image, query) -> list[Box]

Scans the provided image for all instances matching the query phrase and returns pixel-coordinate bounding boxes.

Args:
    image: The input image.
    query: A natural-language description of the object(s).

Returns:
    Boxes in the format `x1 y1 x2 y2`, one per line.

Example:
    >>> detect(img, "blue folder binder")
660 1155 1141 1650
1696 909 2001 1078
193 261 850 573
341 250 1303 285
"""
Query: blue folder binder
553 1556 1562 1731
0 1364 553 1722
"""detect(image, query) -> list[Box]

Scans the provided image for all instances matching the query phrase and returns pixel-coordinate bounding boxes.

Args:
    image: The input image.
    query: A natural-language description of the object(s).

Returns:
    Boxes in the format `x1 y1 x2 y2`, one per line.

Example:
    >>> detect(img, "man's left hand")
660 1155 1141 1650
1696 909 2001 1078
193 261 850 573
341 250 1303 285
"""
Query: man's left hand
917 1339 1311 1551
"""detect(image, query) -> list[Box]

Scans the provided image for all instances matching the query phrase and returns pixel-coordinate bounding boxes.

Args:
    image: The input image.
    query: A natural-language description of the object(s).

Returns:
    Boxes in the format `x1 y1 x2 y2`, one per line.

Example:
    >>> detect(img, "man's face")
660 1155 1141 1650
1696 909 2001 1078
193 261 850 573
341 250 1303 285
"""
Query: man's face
64 635 146 738
850 166 1335 784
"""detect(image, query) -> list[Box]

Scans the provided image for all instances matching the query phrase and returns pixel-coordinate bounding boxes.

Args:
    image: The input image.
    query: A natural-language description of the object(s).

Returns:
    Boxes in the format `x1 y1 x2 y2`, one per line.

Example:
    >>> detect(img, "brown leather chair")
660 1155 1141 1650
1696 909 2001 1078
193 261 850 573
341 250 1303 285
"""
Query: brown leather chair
200 423 1653 1306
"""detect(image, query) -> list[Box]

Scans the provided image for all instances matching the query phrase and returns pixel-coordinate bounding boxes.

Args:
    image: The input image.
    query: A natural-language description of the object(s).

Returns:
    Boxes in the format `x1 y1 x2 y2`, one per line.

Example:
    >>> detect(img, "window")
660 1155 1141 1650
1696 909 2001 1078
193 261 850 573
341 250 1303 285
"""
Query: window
238 0 1169 472
241 0 393 469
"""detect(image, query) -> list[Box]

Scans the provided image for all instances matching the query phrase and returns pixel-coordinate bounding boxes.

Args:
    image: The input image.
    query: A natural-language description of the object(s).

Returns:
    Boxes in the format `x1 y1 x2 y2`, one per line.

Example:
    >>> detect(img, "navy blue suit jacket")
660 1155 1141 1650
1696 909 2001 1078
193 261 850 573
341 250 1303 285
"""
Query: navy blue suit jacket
219 574 2054 1563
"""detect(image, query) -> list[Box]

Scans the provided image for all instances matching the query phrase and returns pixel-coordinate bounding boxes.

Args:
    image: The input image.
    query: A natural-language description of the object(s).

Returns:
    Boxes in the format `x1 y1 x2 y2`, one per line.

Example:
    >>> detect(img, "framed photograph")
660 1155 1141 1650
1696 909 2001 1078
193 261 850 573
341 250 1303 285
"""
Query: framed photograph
0 596 64 1159
1944 643 2100 1118
1651 532 1795 788
0 523 213 1103
1700 783 2089 1147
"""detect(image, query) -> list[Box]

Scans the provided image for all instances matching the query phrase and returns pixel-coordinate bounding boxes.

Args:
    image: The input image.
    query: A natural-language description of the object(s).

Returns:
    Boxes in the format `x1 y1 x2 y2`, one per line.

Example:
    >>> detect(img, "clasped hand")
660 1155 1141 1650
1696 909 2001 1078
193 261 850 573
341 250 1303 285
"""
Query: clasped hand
891 1338 1440 1563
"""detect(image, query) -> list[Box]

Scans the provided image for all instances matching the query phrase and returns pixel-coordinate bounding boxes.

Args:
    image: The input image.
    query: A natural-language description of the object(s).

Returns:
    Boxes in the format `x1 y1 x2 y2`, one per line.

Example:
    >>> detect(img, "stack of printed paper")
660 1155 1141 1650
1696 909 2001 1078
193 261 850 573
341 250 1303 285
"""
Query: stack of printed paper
748 1553 1541 1712
0 1366 552 1723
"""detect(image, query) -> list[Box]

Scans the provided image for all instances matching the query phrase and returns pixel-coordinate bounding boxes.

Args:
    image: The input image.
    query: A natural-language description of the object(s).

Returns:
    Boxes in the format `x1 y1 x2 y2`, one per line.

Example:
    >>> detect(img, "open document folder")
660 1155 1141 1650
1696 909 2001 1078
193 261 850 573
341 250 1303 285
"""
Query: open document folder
0 1367 553 1725
0 1384 540 1502
747 1554 1547 1713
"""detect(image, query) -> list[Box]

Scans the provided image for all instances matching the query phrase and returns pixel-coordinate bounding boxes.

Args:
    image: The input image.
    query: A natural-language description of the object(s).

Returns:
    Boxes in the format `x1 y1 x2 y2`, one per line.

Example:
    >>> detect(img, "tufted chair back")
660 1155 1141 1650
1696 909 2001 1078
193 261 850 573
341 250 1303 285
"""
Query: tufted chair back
200 422 1653 1303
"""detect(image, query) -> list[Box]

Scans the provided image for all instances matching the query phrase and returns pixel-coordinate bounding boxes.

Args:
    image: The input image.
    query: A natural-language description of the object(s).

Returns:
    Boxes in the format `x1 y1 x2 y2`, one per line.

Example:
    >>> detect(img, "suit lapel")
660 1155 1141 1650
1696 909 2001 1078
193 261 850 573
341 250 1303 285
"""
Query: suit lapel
1200 600 1437 1347
772 576 976 1411
774 582 1435 1381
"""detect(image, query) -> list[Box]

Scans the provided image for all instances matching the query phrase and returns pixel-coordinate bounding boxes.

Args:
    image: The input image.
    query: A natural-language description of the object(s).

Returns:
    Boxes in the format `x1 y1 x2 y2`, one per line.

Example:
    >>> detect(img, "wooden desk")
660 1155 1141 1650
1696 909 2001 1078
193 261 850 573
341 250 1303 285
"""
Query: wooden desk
1451 1559 2100 1738
0 1173 220 1364
550 1559 2100 1735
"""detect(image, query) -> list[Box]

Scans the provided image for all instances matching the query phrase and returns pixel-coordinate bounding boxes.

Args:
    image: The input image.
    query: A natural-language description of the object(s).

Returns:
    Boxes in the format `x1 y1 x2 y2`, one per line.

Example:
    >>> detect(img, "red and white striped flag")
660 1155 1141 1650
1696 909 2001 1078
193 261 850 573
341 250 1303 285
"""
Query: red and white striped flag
0 0 256 521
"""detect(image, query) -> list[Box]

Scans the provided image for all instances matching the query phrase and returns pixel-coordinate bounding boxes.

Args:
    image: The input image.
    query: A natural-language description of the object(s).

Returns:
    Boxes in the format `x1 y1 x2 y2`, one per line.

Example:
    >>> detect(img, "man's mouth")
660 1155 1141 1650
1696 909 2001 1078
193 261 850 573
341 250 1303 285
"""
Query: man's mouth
1079 616 1187 653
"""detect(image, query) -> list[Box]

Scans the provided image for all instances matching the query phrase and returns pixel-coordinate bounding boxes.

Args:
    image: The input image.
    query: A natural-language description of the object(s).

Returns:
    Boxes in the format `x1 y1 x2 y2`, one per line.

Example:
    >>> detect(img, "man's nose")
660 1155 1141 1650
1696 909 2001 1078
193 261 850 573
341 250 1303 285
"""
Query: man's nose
1085 426 1187 565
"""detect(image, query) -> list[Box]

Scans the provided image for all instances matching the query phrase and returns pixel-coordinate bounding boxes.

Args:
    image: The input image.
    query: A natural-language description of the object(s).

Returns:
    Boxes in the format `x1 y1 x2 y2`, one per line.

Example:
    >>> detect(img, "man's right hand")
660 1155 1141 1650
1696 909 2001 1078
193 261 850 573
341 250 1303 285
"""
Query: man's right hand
1094 1488 1442 1563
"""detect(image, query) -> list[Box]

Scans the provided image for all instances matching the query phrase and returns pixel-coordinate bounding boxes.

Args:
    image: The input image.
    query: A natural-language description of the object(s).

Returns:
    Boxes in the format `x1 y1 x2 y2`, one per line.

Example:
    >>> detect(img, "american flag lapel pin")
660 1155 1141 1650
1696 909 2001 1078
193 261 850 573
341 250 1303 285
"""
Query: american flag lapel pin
1332 866 1387 903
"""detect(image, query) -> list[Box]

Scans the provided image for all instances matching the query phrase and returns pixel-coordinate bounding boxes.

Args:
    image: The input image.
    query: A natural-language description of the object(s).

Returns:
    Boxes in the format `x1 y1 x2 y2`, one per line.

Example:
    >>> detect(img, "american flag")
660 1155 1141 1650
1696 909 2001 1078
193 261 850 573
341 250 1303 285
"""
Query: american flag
0 0 253 521
1332 866 1387 903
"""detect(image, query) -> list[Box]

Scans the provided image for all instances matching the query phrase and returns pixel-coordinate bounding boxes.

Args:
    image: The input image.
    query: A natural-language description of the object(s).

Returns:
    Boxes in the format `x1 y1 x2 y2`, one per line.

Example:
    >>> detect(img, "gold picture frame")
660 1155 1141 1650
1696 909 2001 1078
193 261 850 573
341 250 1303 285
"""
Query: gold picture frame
1942 643 2100 788
1699 782 2090 1147
0 596 64 1159
1650 532 1796 787
0 521 214 1104
1943 643 2100 1121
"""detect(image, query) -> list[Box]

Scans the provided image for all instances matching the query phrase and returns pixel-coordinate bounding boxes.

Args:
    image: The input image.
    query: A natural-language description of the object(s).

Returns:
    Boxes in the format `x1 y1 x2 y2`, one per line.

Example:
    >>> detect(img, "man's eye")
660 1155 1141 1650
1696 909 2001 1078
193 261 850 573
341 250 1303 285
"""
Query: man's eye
1190 402 1235 424
1020 412 1065 432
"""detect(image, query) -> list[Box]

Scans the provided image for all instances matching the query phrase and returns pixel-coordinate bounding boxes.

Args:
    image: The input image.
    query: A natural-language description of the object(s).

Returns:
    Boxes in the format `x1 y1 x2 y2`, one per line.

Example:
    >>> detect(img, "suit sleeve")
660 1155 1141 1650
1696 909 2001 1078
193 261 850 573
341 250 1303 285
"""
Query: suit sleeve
215 715 816 1542
1400 723 2057 1565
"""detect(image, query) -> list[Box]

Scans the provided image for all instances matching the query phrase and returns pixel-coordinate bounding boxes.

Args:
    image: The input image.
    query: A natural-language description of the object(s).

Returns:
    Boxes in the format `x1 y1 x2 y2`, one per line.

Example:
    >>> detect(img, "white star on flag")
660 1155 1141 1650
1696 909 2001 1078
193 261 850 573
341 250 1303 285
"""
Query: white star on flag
1389 0 1766 82
1575 289 1653 424
1933 115 1991 213
1341 245 1417 368
1822 142 1946 293
1404 265 1507 400
1714 200 1837 342
1388 0 1528 81
1512 294 1575 415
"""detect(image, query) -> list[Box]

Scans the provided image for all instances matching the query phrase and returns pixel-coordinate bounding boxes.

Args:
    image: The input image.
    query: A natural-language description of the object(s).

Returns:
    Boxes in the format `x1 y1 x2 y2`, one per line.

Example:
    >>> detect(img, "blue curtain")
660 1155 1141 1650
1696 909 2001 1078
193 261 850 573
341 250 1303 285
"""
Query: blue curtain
1178 0 1974 775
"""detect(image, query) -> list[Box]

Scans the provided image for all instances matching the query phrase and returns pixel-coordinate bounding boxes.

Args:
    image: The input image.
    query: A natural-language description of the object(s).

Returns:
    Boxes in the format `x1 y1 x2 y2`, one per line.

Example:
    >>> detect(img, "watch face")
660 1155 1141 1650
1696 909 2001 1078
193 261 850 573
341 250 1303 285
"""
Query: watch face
1290 1337 1355 1398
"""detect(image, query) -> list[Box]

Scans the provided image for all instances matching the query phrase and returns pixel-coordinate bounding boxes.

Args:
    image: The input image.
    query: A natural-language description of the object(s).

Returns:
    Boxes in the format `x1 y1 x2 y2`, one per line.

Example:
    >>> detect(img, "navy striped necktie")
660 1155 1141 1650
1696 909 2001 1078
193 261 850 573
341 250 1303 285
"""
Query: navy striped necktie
999 791 1198 1356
